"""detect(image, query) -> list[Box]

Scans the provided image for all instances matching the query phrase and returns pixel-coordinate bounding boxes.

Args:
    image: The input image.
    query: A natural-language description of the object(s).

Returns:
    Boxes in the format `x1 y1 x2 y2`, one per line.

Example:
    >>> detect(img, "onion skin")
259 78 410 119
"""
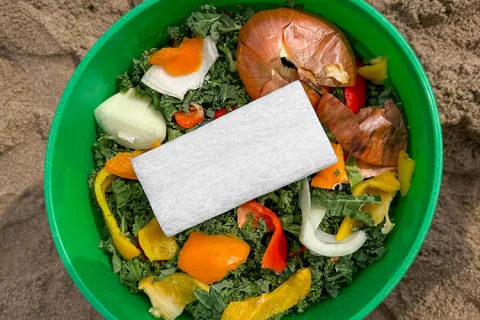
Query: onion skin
316 93 408 167
237 8 356 100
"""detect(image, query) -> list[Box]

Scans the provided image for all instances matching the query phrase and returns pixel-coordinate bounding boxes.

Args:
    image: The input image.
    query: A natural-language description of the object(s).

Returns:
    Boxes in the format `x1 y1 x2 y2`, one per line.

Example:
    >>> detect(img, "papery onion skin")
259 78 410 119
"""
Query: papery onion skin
237 8 356 100
357 159 395 178
316 93 408 167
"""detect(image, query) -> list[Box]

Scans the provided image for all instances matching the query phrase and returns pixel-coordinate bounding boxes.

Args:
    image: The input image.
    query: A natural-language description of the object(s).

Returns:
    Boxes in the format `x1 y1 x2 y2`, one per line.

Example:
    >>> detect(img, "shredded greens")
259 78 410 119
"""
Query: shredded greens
89 133 389 318
88 4 397 320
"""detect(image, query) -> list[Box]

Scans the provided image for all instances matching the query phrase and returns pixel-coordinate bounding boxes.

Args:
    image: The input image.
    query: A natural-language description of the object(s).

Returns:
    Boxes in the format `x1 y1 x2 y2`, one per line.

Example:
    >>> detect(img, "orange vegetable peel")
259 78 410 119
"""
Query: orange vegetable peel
178 232 250 284
311 142 348 189
149 37 204 76
105 150 144 180
174 102 204 129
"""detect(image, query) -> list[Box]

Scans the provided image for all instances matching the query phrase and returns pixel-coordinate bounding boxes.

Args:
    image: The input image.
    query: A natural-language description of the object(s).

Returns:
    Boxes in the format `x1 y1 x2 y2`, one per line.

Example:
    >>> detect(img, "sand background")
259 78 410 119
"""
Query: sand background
0 0 478 319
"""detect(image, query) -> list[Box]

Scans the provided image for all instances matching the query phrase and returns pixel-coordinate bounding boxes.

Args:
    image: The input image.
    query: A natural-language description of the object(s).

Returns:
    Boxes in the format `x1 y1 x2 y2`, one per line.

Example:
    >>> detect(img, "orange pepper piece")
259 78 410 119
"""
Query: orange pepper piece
174 103 204 129
149 37 203 76
311 142 348 189
178 232 250 284
105 150 144 180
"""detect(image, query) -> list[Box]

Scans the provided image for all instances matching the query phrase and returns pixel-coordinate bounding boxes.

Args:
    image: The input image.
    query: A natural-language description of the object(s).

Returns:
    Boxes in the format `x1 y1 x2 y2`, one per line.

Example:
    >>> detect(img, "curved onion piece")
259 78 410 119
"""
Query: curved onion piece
237 8 355 100
357 159 395 178
298 179 367 257
316 94 407 167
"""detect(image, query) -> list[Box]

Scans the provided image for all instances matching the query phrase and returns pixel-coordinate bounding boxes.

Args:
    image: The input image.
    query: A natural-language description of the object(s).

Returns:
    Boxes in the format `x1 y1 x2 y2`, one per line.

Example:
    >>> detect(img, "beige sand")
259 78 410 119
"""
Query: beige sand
0 0 478 319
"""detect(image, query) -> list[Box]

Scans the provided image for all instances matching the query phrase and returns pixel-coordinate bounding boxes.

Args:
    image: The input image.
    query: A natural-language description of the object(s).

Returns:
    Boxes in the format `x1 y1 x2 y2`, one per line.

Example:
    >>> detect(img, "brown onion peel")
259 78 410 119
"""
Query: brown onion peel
237 8 356 101
316 93 407 167
356 160 396 179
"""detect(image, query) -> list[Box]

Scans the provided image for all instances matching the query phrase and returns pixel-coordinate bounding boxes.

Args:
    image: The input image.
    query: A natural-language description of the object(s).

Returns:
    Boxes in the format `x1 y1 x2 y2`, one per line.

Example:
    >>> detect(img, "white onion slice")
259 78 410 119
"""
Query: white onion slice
94 88 167 149
141 37 219 100
299 178 367 257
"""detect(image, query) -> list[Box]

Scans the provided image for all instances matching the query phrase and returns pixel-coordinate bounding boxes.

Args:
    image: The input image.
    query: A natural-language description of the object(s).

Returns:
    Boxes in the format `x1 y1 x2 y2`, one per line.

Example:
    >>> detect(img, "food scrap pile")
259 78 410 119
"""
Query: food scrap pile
88 4 416 320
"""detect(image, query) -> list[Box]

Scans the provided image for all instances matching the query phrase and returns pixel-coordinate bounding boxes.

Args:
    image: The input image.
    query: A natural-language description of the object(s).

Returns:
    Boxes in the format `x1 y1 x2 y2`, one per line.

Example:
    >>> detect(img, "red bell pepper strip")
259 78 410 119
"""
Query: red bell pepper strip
289 245 307 258
174 103 204 129
214 106 237 119
237 200 275 231
344 60 366 114
237 200 288 273
214 109 228 119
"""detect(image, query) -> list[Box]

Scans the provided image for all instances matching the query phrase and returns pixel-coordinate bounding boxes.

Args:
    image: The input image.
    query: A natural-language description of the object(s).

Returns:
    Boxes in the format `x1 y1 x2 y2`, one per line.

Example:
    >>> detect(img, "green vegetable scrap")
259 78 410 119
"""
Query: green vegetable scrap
345 155 363 189
311 188 381 226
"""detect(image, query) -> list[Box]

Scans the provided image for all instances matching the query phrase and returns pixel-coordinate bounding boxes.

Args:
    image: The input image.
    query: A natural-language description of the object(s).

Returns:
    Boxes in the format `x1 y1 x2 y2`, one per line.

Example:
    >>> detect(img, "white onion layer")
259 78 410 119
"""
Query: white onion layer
94 88 167 149
299 178 367 257
141 37 219 100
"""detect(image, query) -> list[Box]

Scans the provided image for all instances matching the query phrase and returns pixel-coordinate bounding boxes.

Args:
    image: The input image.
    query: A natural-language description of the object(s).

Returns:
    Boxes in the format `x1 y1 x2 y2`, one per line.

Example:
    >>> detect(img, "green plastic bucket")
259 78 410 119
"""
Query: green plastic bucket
44 0 443 319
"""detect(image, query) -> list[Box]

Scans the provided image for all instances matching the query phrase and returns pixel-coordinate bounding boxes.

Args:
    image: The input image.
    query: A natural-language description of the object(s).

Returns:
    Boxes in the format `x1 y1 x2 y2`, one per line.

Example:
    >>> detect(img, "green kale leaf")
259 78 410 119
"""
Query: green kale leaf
331 87 345 104
311 188 380 225
345 155 363 188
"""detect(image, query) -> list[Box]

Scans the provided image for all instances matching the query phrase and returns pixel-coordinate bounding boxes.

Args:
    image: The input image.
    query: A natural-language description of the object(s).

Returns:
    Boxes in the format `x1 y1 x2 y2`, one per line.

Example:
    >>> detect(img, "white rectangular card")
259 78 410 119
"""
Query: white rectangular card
132 81 337 236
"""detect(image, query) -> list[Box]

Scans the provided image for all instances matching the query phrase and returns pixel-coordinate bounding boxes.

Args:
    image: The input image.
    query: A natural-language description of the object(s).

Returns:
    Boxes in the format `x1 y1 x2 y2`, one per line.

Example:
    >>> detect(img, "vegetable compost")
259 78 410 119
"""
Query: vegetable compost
88 3 415 320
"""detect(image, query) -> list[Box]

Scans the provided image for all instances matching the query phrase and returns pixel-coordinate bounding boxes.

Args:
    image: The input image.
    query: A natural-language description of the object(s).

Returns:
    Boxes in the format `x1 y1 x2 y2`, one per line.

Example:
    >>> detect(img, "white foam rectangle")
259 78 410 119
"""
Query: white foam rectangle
132 81 337 236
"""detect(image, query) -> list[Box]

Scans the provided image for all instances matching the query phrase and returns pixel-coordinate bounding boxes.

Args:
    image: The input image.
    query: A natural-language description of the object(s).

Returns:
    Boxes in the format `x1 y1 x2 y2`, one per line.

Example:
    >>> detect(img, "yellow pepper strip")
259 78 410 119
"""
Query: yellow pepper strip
358 56 388 85
152 140 162 148
311 142 348 189
138 218 178 262
221 268 311 320
336 217 362 241
352 170 400 196
363 191 396 225
336 171 401 239
139 274 210 320
352 171 400 225
397 150 415 197
94 168 141 260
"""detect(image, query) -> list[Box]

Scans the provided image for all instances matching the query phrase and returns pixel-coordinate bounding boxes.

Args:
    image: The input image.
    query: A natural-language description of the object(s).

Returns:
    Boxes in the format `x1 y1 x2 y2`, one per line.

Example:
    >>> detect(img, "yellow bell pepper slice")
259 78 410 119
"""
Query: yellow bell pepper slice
94 167 141 260
398 150 415 197
358 56 388 85
311 142 348 189
221 268 311 320
362 191 396 225
336 171 400 239
352 170 400 196
138 218 178 262
152 140 162 148
336 217 362 241
139 274 210 320
352 171 400 225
